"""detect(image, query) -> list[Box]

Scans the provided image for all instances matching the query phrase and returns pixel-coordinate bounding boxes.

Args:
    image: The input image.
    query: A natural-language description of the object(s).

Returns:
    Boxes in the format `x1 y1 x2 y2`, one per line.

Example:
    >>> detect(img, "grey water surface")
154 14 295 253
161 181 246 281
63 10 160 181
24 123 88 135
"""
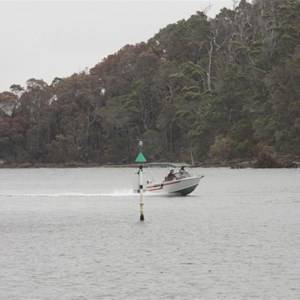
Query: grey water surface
0 167 299 299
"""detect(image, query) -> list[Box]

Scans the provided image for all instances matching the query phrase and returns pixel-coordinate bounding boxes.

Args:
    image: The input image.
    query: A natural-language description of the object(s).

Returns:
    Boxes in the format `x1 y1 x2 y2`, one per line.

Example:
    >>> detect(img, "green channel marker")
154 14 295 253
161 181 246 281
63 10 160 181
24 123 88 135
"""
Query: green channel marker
135 151 146 163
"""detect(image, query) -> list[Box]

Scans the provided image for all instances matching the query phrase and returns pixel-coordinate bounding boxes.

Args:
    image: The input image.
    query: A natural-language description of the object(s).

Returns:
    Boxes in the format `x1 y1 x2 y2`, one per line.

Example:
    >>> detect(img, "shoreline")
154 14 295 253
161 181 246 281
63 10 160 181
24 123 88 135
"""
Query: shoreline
0 156 299 169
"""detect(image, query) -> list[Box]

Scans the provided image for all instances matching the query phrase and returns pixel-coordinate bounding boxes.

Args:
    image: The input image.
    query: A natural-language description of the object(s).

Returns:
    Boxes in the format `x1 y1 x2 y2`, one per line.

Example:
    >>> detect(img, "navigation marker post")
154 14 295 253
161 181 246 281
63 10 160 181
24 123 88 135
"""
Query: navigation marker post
135 141 147 221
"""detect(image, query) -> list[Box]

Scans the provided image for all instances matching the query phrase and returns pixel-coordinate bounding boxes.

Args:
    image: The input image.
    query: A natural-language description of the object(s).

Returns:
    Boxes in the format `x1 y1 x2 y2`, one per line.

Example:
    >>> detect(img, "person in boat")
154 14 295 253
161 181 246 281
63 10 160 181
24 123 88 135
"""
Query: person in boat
179 166 189 178
165 169 176 181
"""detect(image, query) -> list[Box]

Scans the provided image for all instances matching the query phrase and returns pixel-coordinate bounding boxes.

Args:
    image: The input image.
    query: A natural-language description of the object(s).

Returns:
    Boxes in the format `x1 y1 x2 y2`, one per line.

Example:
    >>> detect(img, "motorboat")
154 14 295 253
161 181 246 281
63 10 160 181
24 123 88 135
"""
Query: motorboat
133 142 203 196
134 166 204 196
146 172 204 196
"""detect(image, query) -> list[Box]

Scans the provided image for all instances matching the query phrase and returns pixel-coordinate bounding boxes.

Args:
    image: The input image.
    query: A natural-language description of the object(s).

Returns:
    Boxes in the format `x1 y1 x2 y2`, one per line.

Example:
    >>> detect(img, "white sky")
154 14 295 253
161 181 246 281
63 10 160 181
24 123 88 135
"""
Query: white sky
0 0 236 92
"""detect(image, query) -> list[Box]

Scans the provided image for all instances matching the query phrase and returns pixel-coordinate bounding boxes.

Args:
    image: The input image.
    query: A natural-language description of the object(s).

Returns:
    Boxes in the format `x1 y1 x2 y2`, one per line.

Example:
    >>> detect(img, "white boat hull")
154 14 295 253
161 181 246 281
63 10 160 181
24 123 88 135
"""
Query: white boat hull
146 175 203 196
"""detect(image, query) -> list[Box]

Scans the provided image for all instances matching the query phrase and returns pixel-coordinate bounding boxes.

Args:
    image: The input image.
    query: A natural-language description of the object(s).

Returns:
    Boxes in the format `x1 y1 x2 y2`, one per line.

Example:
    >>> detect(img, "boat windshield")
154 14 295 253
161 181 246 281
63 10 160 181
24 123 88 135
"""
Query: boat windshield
164 168 191 181
175 171 190 179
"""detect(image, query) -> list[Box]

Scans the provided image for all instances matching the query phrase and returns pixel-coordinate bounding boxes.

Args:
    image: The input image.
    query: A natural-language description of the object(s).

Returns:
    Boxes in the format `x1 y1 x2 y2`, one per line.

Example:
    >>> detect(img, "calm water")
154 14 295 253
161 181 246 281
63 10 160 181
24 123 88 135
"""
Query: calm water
0 167 299 299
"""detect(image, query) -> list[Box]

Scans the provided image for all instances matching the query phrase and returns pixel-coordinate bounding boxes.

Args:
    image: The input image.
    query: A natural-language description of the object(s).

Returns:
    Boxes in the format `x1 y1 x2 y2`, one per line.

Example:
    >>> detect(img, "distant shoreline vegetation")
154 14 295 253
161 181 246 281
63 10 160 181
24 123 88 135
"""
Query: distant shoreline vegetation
0 0 299 166
1 155 299 169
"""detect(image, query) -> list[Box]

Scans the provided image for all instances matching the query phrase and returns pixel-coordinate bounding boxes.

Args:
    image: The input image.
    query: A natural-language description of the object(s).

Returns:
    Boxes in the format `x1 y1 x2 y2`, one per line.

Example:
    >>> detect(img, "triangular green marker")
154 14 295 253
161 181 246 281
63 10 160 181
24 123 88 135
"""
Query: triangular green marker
135 152 146 163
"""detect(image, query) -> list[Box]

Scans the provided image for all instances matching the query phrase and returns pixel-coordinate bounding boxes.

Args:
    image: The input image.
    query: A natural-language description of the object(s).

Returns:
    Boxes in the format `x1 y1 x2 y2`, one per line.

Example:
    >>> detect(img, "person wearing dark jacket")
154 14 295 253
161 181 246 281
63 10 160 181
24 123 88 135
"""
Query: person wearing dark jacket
165 169 176 181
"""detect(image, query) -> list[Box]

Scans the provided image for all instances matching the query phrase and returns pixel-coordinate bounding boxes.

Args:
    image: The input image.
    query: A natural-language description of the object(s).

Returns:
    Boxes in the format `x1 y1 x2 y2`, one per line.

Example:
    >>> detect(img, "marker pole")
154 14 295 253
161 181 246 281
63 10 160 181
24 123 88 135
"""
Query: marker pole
139 165 144 221
135 141 146 221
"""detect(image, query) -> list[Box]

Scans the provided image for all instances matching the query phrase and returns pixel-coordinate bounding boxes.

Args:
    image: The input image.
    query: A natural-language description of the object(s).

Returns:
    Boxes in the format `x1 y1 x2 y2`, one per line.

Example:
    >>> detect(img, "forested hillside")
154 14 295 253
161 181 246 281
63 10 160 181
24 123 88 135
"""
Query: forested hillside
0 0 299 167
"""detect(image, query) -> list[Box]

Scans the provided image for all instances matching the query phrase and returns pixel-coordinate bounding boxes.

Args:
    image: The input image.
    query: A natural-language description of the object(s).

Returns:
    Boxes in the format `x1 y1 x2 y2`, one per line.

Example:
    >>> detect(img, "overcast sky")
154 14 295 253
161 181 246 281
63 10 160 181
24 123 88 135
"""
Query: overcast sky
0 0 237 92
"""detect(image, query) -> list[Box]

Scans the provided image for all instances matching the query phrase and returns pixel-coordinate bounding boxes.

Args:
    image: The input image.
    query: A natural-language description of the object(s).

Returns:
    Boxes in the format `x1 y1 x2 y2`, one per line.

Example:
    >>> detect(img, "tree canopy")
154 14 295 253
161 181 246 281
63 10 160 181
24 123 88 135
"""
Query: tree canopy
0 0 299 166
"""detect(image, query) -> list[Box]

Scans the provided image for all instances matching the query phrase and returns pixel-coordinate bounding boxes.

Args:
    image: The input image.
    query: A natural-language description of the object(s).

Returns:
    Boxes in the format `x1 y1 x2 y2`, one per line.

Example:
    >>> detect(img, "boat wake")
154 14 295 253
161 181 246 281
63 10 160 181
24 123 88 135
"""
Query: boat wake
0 189 137 198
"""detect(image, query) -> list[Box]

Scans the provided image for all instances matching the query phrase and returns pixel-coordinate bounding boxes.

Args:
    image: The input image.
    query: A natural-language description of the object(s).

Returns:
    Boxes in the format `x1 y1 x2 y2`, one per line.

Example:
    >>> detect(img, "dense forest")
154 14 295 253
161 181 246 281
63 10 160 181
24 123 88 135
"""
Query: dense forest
0 0 299 167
